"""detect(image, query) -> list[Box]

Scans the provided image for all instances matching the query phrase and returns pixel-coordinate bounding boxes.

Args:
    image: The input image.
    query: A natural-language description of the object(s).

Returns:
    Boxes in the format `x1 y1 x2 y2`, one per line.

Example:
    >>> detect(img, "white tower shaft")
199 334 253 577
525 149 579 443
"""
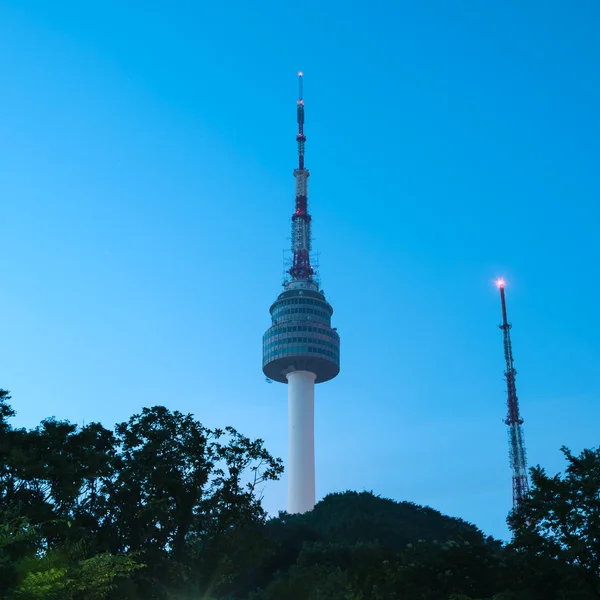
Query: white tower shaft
286 370 316 513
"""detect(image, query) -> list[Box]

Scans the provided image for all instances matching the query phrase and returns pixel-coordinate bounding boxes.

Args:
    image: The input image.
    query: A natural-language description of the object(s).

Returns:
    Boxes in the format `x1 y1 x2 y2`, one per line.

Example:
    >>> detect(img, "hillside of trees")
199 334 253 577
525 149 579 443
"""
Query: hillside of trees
1 388 599 599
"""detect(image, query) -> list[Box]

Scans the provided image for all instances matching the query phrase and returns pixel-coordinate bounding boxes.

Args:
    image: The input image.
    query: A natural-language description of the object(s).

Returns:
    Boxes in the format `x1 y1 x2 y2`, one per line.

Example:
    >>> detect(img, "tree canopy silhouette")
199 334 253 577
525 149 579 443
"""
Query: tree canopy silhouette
1 388 599 600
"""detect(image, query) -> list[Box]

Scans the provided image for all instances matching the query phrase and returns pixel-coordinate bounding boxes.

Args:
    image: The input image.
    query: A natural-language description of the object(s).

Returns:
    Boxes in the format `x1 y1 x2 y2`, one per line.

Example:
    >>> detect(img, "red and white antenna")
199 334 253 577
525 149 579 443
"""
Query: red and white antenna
287 72 314 281
496 279 530 510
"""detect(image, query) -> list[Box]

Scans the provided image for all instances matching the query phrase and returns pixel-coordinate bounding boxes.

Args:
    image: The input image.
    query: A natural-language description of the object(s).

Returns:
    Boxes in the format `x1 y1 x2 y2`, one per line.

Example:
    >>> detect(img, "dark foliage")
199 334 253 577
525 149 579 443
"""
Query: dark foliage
508 446 600 599
0 390 282 599
2 387 599 599
236 492 507 600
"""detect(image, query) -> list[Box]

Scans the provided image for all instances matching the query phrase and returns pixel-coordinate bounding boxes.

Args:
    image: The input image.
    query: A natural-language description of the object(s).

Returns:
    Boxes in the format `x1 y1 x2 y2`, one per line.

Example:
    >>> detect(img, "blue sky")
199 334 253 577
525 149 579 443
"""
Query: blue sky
1 0 599 540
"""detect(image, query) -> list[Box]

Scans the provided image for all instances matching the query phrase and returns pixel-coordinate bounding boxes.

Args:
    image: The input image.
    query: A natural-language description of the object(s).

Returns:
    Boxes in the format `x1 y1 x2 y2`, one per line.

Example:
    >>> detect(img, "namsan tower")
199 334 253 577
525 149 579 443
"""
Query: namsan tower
262 73 340 514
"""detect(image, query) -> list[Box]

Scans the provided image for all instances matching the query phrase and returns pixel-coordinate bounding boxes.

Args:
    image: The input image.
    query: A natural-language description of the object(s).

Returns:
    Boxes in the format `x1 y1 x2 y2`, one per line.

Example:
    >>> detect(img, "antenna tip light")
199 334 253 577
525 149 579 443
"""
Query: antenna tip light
495 278 506 288
298 71 303 77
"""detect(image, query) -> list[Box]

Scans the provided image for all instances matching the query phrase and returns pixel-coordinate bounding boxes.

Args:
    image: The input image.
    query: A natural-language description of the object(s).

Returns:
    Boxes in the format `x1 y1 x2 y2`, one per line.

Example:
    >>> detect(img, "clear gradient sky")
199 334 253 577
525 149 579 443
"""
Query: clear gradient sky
2 1 599 540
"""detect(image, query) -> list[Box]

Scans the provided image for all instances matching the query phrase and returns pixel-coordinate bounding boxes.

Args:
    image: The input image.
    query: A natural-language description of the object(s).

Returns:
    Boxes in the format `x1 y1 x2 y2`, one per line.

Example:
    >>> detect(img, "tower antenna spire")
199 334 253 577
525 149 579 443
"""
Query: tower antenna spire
289 71 313 280
496 279 530 511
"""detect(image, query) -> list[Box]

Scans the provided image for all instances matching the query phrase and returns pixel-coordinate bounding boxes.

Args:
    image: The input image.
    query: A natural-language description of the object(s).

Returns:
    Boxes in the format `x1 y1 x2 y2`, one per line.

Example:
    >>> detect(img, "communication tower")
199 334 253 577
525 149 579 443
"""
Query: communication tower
496 279 530 510
262 74 340 514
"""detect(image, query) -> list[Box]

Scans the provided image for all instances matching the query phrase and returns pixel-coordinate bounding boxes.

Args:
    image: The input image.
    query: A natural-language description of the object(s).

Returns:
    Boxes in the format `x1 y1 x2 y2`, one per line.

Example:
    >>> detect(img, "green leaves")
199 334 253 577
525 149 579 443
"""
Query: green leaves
510 446 600 598
9 549 143 600
64 553 145 599
109 406 282 557
240 492 506 600
6 385 600 600
0 395 283 599
0 513 143 600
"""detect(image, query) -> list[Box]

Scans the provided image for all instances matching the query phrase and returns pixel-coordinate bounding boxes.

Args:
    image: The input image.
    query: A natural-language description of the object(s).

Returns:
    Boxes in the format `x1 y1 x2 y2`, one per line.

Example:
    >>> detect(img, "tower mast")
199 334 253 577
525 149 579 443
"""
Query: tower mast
496 279 530 510
289 72 314 281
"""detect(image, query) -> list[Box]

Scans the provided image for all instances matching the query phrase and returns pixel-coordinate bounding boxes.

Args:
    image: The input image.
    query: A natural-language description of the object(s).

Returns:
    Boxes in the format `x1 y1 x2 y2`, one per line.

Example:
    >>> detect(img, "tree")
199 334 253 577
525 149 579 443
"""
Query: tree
250 558 353 600
510 446 600 599
241 492 507 600
0 394 283 600
0 513 143 600
0 388 118 549
0 516 37 596
105 406 283 597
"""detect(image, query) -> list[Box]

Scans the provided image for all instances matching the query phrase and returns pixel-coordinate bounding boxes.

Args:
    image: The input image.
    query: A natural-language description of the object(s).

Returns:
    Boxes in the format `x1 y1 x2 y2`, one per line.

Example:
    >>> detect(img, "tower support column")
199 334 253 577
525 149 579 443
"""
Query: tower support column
286 370 316 514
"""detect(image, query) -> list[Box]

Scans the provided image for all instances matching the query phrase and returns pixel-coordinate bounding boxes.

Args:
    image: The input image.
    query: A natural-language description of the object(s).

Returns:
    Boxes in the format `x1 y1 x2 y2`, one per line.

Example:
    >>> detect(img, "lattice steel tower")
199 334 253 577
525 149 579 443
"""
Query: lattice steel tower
496 279 530 510
262 74 340 514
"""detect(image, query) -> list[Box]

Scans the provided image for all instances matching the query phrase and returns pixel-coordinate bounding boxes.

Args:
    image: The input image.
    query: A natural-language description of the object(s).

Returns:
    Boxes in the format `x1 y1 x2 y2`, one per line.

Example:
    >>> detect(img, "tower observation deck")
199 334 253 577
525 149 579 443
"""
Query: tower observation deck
262 74 340 514
263 287 340 384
